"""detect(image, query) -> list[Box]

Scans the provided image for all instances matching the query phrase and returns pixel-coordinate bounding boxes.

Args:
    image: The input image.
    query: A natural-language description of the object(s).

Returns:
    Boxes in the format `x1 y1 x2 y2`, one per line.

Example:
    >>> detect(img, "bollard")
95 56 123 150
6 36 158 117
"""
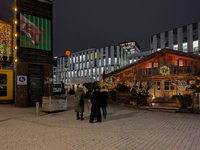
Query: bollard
36 102 40 117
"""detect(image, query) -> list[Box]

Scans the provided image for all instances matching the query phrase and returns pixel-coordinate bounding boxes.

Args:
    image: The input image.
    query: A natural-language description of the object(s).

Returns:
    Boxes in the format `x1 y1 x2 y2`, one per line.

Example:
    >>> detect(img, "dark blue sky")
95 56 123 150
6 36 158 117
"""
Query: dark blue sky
1 0 200 56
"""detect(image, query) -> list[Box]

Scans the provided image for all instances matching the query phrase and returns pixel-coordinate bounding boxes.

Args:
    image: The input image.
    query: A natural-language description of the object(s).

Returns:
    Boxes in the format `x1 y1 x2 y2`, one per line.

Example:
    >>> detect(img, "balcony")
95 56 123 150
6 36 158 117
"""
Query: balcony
140 65 195 76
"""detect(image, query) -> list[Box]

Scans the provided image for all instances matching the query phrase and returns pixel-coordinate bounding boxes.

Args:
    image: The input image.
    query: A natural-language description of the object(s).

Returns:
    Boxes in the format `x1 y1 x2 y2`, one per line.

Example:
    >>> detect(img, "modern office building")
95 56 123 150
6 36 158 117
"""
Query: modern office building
119 41 151 64
53 41 151 86
150 21 200 55
54 45 129 86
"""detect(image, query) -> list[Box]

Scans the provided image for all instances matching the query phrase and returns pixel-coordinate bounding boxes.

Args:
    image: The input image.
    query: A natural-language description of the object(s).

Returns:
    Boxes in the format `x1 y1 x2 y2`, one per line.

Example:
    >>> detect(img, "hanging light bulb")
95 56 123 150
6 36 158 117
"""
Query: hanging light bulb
14 7 17 12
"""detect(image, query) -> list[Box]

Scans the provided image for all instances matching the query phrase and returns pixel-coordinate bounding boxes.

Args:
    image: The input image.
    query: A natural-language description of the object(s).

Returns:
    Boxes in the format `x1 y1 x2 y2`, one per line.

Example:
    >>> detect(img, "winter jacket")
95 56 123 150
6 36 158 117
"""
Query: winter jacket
74 87 86 113
100 89 108 107
91 91 102 109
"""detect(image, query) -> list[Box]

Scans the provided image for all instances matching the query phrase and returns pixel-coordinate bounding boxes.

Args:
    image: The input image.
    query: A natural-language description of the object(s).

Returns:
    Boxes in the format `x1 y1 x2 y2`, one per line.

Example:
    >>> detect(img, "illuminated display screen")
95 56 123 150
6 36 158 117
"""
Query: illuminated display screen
0 20 12 57
20 13 51 51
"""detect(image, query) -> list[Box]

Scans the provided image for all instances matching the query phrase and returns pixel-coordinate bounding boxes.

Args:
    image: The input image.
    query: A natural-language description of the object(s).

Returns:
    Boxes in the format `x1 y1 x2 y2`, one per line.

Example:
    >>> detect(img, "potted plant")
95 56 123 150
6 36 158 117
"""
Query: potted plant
137 82 152 106
172 95 181 108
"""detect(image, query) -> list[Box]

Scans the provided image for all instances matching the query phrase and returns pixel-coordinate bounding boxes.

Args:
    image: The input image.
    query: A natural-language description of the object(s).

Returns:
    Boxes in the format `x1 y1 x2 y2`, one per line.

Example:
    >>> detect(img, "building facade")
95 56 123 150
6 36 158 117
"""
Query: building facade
54 45 129 86
14 0 53 107
151 21 200 55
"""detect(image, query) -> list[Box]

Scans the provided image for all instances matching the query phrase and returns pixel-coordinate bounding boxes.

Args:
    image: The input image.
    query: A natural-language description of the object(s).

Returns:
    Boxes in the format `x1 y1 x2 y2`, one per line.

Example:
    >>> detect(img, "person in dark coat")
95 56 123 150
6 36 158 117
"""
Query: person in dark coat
75 84 86 120
100 86 108 119
89 86 102 123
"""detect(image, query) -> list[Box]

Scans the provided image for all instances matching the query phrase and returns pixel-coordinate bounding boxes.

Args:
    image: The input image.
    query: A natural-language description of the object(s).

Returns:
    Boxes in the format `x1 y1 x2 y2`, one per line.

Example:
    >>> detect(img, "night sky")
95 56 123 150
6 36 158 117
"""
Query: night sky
1 0 200 56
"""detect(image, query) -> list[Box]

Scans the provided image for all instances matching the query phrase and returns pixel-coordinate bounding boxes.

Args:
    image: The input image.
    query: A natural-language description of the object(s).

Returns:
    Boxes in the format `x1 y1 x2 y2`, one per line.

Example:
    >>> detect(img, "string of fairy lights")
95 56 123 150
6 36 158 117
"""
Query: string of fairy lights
0 20 12 61
0 5 17 63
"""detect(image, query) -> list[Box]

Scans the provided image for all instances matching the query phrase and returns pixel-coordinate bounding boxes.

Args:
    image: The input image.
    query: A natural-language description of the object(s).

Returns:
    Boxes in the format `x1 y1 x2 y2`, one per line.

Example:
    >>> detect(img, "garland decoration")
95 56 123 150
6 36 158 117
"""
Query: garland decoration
159 66 170 76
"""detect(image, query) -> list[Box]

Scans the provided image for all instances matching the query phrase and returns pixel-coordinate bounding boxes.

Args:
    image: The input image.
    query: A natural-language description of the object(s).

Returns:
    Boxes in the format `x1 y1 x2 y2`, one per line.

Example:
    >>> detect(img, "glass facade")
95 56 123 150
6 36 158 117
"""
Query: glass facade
54 46 127 86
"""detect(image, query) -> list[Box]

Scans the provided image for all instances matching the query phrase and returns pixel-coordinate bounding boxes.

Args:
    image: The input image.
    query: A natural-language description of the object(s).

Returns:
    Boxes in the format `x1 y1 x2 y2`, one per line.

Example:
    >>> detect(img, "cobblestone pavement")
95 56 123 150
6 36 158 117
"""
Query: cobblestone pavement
1 95 200 150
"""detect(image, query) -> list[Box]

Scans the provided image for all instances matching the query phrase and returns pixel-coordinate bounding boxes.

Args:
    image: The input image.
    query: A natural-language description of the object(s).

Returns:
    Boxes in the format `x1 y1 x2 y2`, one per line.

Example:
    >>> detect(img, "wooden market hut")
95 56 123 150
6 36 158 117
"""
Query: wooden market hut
105 48 200 103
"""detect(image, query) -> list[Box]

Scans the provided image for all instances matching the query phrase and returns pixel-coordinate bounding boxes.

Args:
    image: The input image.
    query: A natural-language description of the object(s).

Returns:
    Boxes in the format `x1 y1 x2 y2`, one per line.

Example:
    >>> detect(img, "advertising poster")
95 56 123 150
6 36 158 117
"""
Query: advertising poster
20 13 51 51
0 20 12 58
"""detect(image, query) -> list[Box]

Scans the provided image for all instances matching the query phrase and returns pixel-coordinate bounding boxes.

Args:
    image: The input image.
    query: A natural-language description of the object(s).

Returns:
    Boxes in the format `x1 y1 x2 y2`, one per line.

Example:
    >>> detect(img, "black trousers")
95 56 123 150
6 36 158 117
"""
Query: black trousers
90 103 101 123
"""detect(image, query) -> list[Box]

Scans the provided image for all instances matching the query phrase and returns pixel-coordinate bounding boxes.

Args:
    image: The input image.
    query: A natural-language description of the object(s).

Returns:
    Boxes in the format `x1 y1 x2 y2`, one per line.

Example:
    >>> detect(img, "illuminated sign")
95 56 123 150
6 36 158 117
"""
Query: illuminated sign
20 13 51 51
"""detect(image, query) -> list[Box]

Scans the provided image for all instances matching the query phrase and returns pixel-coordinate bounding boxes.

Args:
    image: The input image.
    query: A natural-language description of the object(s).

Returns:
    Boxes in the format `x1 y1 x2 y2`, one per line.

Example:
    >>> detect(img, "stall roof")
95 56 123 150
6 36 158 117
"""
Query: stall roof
105 48 200 78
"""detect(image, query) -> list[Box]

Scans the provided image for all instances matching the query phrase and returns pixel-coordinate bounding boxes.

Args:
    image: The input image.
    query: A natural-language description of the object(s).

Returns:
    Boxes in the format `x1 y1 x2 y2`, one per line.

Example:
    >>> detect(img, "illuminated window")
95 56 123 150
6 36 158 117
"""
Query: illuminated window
99 60 101 66
106 67 108 73
101 67 104 74
115 58 117 64
149 62 153 68
68 72 70 77
183 43 188 53
104 59 106 65
89 69 91 76
129 60 132 63
111 66 114 71
78 71 80 77
87 62 89 68
85 70 87 76
193 40 199 52
79 56 82 62
172 61 178 66
173 44 178 50
108 58 111 65
83 55 85 61
83 63 85 68
73 57 75 63
76 56 78 62
179 59 183 66
154 62 158 68
91 53 93 60
97 68 99 75
95 52 97 59
93 68 95 75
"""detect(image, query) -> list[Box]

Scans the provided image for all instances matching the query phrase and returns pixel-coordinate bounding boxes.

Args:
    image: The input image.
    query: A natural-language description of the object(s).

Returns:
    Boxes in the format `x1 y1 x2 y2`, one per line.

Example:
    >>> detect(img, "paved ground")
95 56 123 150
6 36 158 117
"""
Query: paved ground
1 95 200 150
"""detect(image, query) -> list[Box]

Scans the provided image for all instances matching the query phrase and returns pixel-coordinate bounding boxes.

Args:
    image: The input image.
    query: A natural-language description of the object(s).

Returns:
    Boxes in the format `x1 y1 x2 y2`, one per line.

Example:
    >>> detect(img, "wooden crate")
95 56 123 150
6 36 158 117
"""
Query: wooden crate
42 96 67 112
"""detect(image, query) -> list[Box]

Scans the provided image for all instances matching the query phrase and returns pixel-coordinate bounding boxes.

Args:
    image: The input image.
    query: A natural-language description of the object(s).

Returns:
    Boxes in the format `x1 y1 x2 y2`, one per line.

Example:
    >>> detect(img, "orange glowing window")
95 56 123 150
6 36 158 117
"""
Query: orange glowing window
172 61 178 66
154 62 158 68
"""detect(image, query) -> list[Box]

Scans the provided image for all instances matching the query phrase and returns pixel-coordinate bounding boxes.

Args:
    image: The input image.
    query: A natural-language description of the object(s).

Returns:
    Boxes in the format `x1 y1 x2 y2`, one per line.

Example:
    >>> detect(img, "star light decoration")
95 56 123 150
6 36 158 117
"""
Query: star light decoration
0 20 12 60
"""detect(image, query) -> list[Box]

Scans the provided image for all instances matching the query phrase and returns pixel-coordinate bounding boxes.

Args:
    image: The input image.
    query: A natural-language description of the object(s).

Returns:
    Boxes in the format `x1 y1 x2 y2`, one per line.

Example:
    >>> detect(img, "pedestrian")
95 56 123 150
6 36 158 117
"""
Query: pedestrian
100 86 108 120
74 84 86 120
89 86 102 123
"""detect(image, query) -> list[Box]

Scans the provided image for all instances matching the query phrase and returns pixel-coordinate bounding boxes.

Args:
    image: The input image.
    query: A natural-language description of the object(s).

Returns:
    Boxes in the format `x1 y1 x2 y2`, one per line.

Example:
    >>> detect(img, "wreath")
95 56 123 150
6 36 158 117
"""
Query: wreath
159 66 170 76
